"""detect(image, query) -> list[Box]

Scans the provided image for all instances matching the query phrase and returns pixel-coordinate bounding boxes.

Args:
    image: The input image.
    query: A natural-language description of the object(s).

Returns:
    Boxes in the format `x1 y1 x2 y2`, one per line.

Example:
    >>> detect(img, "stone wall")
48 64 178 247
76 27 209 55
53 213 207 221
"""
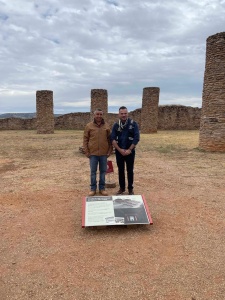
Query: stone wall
158 105 201 130
0 118 36 130
0 105 201 131
54 113 91 130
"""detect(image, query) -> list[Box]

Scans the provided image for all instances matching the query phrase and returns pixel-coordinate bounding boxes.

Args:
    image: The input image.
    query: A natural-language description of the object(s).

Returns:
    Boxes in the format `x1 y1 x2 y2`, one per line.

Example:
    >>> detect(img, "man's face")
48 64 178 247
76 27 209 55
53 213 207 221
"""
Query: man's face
94 111 103 122
119 108 128 122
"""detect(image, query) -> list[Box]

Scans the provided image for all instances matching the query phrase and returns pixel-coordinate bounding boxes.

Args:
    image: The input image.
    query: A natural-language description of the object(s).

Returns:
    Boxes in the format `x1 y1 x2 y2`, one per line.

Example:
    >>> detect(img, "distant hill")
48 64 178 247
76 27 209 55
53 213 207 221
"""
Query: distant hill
0 113 63 119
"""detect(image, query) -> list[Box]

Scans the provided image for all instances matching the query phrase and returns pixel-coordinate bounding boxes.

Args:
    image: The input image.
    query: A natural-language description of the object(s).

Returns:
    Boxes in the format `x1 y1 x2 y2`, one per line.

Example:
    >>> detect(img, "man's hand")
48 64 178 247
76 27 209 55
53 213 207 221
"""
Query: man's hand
119 149 130 156
124 149 132 155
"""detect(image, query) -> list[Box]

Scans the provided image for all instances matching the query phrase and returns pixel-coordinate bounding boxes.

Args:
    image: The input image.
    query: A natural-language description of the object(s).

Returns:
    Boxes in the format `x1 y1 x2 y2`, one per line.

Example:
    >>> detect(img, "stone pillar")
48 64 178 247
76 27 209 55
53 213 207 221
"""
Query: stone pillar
36 90 54 134
141 87 160 133
199 32 225 151
91 89 108 116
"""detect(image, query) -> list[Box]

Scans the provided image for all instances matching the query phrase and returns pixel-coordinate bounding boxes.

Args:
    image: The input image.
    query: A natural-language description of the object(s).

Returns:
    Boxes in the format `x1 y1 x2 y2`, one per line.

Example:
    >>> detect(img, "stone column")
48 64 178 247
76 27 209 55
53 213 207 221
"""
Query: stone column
199 32 225 151
91 89 108 117
141 87 160 133
36 90 54 134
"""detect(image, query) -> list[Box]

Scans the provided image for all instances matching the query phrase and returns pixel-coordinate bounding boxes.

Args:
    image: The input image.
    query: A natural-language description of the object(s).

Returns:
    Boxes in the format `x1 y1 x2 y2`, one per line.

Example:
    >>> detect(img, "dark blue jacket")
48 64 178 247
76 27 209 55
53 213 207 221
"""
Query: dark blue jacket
111 118 140 150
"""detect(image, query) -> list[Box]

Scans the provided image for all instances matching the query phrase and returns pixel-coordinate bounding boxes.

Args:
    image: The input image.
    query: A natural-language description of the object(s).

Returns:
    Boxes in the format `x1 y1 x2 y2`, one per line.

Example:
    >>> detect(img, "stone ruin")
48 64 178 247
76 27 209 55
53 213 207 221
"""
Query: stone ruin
36 90 54 134
4 31 225 148
199 32 225 151
0 94 201 131
141 87 160 133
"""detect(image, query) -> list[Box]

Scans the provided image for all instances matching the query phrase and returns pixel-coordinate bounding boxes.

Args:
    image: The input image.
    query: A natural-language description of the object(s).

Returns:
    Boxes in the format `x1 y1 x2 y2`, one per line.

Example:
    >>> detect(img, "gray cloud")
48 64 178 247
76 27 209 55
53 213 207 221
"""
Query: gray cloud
0 0 225 114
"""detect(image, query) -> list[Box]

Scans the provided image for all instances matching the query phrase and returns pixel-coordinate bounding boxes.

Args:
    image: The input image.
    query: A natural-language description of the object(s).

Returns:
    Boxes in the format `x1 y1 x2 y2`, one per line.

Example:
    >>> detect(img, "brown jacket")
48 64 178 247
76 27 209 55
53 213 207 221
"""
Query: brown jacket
83 120 112 156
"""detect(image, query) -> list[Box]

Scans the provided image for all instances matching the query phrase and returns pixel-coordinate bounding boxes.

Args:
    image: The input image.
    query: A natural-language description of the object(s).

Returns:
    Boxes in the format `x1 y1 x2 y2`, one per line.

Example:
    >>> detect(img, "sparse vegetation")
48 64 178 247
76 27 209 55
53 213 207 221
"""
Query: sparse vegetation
0 130 224 299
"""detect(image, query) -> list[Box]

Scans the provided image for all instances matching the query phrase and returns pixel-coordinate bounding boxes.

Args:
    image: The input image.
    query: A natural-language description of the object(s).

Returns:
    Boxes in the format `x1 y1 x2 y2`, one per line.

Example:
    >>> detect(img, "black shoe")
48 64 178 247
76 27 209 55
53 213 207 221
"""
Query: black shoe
128 189 134 195
116 188 125 195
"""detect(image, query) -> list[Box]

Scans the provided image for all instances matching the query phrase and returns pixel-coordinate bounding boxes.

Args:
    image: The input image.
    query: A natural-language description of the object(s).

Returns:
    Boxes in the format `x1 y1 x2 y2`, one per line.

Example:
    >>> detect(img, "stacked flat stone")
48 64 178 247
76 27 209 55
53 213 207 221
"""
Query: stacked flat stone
141 87 160 133
91 89 108 116
199 32 225 151
158 105 201 130
0 106 202 130
36 90 54 134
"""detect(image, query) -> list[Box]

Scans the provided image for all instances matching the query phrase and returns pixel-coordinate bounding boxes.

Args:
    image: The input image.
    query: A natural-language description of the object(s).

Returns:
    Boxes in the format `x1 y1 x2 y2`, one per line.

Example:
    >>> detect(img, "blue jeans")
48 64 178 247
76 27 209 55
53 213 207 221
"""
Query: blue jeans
89 155 107 191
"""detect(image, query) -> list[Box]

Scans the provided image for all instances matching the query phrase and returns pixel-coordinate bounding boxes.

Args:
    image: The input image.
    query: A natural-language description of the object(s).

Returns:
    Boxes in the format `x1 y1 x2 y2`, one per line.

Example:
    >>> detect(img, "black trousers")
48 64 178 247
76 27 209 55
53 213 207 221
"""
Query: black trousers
115 150 135 190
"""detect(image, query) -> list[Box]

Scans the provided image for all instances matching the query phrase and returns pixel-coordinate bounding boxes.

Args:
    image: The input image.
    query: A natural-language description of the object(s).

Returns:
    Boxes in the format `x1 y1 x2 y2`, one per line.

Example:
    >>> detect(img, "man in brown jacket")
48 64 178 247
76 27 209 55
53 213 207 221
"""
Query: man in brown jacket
83 108 112 196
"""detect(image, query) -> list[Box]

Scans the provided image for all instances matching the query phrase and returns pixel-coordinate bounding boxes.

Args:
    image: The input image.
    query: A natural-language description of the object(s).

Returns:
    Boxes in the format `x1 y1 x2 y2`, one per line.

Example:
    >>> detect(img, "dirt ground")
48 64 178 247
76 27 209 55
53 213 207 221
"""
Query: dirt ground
0 130 225 300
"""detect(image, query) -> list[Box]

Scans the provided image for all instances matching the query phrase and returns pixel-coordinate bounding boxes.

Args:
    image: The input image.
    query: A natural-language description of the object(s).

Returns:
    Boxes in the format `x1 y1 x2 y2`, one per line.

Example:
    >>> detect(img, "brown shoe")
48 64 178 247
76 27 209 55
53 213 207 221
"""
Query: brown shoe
88 190 96 196
116 188 125 195
99 190 108 196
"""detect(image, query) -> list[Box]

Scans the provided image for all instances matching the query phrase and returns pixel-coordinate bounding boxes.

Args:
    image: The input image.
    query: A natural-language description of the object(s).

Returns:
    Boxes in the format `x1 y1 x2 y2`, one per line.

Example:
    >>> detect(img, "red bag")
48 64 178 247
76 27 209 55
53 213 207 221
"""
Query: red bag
106 160 114 173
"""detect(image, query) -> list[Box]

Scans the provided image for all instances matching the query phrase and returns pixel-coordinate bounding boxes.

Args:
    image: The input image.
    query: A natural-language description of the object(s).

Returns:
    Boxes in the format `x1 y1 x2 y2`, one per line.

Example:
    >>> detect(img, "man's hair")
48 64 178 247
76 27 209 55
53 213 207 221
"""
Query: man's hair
119 106 127 111
94 108 103 114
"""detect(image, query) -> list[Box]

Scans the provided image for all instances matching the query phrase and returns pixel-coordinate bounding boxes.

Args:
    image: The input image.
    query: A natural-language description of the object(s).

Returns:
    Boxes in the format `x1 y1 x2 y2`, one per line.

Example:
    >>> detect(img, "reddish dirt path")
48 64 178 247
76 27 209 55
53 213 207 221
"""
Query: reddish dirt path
0 131 225 300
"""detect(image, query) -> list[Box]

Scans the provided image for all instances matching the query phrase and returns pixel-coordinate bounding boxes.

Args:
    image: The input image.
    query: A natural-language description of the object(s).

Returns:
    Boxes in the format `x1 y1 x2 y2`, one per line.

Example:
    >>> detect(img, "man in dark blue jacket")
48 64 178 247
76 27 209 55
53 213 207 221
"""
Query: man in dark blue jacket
111 106 140 195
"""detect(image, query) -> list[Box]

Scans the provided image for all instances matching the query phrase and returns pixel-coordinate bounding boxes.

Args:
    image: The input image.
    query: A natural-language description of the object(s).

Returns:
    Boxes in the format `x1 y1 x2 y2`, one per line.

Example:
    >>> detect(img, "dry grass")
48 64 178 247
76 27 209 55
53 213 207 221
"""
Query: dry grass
139 130 199 151
0 130 225 300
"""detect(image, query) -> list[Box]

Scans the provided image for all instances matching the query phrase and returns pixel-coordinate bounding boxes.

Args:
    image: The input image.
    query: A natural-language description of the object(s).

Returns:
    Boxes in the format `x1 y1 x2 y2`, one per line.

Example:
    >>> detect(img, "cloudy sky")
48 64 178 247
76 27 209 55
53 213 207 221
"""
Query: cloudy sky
0 0 225 114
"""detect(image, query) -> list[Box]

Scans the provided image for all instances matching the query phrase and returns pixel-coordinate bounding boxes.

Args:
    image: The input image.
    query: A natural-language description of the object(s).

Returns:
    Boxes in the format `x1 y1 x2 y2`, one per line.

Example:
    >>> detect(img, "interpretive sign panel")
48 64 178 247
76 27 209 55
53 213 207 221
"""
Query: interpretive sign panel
82 195 153 227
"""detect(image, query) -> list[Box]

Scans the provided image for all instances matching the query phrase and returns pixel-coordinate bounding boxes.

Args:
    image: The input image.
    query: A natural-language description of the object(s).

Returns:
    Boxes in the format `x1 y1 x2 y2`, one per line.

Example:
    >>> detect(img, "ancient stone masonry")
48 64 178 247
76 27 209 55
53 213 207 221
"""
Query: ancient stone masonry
158 105 201 130
0 106 201 131
0 118 36 130
36 90 54 134
0 87 203 131
141 87 160 133
91 89 108 117
199 32 225 152
54 113 90 130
